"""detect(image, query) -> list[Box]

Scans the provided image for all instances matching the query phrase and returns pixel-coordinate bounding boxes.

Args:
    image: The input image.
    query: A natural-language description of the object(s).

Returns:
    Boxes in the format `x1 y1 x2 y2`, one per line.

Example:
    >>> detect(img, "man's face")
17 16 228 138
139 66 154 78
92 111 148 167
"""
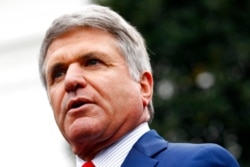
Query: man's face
44 27 152 155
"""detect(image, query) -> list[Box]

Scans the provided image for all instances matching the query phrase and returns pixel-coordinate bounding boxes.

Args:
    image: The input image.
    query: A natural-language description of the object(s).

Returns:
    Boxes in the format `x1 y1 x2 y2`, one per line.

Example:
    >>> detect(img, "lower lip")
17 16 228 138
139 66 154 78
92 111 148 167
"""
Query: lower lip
67 103 92 115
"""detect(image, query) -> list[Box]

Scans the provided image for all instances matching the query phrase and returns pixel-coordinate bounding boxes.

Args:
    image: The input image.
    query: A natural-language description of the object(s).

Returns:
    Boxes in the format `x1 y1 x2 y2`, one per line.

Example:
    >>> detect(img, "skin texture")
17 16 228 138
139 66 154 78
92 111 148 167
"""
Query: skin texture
44 27 153 160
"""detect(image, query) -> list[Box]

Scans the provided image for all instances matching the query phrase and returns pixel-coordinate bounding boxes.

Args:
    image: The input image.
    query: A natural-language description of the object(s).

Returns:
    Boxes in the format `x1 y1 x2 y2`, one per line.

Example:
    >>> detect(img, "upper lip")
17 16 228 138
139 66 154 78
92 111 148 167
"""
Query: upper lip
66 97 92 112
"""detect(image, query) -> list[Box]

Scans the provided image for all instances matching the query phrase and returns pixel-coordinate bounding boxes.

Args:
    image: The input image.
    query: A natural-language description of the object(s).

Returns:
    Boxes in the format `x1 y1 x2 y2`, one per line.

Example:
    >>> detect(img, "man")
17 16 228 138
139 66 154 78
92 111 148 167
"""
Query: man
39 4 239 167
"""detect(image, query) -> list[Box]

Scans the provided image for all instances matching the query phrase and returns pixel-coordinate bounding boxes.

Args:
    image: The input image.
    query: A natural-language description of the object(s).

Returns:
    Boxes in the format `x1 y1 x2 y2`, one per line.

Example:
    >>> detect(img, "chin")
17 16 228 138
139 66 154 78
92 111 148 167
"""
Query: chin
66 121 103 142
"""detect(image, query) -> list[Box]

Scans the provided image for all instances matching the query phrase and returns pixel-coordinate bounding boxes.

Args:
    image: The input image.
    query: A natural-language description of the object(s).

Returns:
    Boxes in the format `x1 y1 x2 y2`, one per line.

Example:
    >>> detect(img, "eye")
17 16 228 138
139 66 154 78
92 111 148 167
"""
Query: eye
52 69 65 79
86 58 103 66
49 65 67 84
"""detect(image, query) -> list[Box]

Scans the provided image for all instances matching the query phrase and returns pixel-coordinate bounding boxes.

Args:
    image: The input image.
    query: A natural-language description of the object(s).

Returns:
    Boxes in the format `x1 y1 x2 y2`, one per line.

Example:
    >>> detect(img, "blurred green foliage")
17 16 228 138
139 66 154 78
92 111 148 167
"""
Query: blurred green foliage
93 0 250 166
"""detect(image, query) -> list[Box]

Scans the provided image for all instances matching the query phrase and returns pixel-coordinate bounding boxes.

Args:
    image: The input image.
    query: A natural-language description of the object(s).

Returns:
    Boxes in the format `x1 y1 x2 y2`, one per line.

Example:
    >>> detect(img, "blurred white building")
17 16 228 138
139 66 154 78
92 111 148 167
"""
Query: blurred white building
0 0 90 166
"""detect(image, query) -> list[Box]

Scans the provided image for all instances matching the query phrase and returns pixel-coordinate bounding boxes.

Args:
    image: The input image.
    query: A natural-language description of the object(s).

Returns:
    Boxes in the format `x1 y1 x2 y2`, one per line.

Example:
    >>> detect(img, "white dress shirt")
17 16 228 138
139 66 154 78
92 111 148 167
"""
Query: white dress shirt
76 122 150 167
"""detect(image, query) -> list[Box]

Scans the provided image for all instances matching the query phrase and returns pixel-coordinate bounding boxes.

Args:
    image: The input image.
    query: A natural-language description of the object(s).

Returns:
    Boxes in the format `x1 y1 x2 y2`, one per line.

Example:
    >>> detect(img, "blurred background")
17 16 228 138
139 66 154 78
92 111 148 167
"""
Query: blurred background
0 0 89 166
92 0 249 166
0 0 249 166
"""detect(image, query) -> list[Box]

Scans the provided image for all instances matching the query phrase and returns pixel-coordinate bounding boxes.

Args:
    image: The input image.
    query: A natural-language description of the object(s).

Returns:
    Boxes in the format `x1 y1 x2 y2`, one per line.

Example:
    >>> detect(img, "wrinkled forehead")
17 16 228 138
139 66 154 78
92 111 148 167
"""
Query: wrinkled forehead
44 26 124 67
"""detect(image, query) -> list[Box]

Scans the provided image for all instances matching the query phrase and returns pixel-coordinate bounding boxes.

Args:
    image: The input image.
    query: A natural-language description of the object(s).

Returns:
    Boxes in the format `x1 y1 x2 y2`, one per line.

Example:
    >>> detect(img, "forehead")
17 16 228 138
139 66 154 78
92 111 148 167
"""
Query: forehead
48 27 116 52
45 27 122 63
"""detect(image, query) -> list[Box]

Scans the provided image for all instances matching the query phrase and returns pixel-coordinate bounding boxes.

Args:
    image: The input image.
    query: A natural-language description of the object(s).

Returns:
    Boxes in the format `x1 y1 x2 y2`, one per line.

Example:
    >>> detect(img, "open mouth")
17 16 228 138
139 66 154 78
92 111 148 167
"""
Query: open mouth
67 98 92 111
71 101 86 109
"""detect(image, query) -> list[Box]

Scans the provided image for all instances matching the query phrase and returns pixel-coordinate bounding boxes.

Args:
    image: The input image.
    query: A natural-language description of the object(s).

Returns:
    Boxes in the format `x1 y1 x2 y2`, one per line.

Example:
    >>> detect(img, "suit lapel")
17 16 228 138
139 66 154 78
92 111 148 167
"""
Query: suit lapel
121 130 168 167
121 147 158 167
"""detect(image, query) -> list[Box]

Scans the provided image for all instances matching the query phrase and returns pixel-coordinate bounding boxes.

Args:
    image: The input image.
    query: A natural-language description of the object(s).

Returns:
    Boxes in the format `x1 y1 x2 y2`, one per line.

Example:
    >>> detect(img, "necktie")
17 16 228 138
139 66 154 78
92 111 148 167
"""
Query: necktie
82 161 95 167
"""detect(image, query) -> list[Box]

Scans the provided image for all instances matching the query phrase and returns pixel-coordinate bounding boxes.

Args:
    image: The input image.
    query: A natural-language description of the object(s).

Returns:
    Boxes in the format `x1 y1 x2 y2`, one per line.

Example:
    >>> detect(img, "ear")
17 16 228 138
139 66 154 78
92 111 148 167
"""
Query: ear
140 71 153 107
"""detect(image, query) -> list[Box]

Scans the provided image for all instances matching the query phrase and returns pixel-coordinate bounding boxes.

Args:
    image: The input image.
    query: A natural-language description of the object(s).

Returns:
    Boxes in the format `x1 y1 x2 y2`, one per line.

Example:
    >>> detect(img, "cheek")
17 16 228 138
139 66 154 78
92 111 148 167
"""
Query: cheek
104 80 142 115
48 87 64 120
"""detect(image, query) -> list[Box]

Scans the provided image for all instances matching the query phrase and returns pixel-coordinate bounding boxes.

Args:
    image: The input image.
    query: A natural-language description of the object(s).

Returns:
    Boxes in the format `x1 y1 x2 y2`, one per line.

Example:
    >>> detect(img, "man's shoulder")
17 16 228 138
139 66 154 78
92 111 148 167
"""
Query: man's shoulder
158 142 239 166
166 142 233 159
168 142 227 153
134 130 240 167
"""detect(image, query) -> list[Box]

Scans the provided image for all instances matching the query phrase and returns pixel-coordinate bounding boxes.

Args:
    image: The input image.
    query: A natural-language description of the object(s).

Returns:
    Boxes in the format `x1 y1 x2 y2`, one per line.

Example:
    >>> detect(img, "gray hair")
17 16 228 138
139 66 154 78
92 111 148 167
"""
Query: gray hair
39 4 154 121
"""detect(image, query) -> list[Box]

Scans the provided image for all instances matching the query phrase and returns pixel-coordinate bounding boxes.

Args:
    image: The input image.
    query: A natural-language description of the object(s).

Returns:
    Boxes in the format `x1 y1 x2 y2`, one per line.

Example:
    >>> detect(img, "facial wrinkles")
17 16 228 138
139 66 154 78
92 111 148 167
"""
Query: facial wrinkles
44 28 148 156
45 30 117 99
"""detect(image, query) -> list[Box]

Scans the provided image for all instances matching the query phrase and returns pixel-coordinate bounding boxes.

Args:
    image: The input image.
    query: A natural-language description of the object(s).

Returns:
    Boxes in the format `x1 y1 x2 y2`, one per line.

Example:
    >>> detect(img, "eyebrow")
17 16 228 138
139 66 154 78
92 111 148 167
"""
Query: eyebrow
81 52 107 59
45 51 111 77
77 51 111 64
46 61 66 78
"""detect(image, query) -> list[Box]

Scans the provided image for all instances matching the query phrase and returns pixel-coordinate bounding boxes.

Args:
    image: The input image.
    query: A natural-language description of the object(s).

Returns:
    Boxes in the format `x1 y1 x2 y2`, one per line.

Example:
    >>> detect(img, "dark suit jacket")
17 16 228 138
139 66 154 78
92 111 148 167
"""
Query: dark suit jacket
122 130 239 167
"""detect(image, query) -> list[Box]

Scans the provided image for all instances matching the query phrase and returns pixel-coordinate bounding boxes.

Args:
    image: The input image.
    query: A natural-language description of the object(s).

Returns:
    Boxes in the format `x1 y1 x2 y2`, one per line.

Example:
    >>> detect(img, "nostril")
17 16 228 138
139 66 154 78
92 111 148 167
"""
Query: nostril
65 77 79 92
64 76 87 92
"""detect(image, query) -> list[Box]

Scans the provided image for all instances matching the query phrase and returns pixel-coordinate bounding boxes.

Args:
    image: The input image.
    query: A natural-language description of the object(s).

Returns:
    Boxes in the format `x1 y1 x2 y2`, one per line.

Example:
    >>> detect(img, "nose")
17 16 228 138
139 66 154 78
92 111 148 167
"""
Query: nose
64 63 86 92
